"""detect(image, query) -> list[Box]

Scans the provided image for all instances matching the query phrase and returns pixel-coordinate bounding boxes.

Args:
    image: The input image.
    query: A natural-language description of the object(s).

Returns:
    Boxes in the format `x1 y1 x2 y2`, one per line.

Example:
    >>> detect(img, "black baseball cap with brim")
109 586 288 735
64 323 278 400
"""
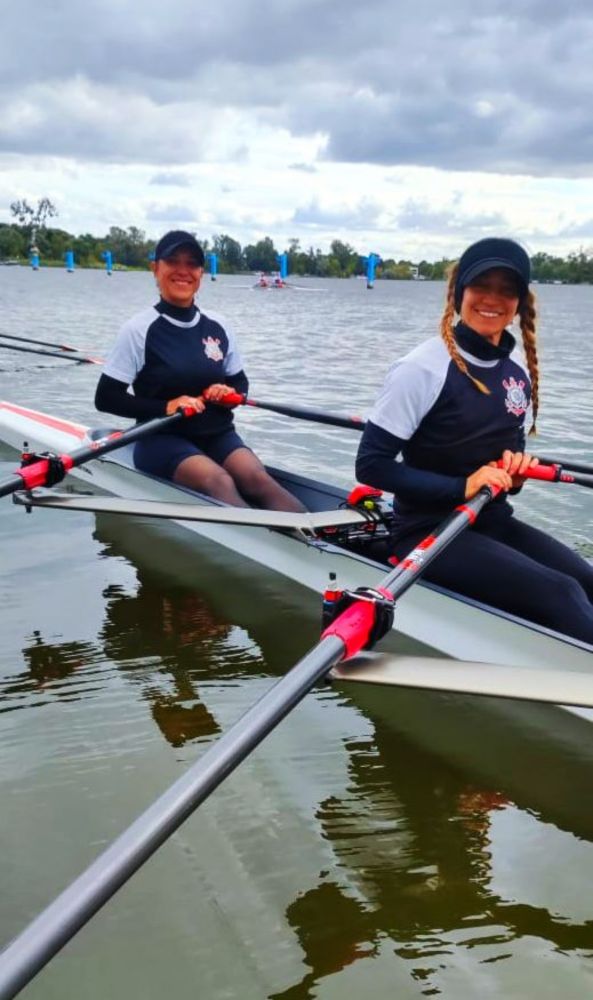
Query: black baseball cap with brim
454 238 531 312
154 230 205 265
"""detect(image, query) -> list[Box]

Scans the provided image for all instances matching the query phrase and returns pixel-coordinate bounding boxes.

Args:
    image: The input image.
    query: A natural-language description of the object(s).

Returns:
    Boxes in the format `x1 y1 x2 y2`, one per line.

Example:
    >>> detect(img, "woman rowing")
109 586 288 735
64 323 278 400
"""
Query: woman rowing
95 230 304 511
356 237 593 645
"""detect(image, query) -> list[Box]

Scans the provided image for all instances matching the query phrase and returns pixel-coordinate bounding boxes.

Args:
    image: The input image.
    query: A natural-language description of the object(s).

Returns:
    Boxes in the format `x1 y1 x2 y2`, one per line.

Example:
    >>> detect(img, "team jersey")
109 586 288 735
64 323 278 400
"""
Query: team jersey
356 323 531 517
102 300 247 438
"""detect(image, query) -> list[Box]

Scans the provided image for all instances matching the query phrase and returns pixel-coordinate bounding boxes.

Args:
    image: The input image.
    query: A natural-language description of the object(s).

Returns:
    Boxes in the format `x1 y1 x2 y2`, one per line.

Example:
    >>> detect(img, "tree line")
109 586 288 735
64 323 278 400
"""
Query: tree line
1 201 592 283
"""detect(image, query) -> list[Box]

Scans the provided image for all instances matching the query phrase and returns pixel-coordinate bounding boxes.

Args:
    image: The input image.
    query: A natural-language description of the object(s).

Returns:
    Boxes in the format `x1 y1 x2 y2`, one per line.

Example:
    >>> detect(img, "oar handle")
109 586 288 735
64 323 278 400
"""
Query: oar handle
215 391 245 407
503 462 593 489
538 455 593 476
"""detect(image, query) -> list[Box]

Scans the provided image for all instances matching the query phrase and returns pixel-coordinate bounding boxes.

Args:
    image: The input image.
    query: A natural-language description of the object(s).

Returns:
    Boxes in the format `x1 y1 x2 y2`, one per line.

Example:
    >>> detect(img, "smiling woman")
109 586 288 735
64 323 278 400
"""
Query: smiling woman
355 237 593 645
94 229 304 511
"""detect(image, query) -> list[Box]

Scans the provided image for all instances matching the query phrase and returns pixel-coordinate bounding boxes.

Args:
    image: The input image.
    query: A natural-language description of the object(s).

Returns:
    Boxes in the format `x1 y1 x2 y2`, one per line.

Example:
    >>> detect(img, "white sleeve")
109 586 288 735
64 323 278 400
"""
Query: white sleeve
368 359 447 440
224 325 244 376
102 314 149 384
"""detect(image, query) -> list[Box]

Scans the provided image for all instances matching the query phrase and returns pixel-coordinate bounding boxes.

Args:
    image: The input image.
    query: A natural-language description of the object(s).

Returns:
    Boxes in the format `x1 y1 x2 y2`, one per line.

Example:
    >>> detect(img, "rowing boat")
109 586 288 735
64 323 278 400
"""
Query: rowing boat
1 400 591 685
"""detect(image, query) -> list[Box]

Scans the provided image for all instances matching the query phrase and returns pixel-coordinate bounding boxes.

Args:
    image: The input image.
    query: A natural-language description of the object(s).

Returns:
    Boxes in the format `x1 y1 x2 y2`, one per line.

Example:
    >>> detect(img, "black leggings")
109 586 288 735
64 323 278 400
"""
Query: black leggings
391 508 593 646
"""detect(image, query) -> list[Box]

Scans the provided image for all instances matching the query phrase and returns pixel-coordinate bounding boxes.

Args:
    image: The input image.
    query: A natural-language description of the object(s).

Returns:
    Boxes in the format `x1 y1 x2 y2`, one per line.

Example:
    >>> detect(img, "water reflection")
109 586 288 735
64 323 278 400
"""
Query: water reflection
272 685 593 996
2 503 593 997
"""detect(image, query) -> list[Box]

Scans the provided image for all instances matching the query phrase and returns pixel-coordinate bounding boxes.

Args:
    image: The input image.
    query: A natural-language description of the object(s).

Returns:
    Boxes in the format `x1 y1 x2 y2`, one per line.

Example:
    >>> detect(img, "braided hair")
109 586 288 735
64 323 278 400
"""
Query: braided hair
440 262 539 434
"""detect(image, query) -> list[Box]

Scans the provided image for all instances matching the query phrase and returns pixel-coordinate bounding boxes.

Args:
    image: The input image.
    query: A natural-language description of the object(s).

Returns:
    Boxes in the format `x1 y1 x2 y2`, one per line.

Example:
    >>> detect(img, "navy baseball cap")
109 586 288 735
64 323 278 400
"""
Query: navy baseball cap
454 238 531 312
154 230 205 265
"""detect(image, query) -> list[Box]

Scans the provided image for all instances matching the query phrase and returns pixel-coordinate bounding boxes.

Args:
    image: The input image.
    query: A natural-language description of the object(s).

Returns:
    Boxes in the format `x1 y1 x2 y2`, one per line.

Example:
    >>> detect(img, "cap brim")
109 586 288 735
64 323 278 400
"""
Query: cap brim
461 258 528 291
158 241 203 261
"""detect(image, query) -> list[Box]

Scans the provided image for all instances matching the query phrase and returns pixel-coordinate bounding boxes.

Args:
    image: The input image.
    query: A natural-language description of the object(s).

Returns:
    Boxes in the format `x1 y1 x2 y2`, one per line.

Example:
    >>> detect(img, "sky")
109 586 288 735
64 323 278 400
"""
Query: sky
1 0 592 261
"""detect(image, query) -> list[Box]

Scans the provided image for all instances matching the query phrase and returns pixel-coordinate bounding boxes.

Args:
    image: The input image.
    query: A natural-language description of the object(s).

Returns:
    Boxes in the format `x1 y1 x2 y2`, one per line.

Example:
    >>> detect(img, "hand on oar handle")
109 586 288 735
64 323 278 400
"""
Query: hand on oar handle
203 385 242 405
465 465 514 498
165 395 205 416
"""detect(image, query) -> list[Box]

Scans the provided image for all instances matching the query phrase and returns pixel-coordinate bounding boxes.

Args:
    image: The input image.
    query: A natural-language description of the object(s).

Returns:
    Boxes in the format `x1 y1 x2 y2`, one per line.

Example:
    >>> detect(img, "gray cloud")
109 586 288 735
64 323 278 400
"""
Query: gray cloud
292 198 383 229
396 200 508 234
150 172 192 187
0 1 592 175
145 203 198 223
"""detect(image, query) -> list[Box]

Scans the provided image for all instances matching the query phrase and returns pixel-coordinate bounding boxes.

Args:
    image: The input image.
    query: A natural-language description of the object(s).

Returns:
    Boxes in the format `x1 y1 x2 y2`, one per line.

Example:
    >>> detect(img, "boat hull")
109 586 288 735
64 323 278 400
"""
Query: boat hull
1 400 592 680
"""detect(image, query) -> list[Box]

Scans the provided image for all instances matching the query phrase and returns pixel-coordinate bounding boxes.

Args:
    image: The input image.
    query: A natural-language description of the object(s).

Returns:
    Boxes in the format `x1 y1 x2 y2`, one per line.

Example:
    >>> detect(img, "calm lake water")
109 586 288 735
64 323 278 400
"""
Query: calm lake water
0 266 592 999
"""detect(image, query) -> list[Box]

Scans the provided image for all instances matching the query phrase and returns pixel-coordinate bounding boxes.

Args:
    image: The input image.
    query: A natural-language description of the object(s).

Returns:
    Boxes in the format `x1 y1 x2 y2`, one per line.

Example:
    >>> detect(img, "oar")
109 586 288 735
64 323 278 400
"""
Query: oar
0 341 102 365
0 332 95 354
0 408 196 500
538 456 593 477
0 486 499 998
333 653 593 707
217 391 366 431
516 463 593 491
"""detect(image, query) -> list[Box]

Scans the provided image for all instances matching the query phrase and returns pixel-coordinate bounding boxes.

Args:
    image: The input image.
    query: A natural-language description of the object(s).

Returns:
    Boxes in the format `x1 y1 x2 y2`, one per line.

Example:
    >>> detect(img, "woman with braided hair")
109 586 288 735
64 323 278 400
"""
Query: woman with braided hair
356 237 593 644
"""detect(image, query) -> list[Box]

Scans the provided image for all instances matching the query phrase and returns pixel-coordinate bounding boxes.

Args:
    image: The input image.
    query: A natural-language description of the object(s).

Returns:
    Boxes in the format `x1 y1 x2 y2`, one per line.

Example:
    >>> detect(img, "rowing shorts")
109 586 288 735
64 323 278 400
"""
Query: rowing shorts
133 429 249 481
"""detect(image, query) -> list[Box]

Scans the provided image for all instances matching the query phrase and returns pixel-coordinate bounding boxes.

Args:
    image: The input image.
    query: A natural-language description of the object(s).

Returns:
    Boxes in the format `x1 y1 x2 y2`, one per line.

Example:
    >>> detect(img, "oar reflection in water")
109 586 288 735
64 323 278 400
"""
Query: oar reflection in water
271 685 593 998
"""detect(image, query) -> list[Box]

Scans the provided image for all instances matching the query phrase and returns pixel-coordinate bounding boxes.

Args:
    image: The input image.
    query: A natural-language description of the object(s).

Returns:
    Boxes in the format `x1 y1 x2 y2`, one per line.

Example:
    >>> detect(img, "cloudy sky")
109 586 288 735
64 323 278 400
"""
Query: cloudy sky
1 0 592 261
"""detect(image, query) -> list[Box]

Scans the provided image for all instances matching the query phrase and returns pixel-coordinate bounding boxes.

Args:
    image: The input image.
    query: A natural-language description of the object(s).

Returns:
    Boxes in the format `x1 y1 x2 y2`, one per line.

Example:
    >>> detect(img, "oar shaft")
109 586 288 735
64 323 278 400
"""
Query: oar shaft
0 333 80 352
322 487 496 656
0 633 345 1000
0 342 100 364
522 464 593 489
539 455 593 476
0 410 192 499
221 392 366 431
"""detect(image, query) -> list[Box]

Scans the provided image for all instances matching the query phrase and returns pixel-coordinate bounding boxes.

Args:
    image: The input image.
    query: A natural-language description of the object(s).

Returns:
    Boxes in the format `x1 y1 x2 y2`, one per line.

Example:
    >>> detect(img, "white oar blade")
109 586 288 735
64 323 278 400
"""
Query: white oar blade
14 490 367 532
331 653 593 708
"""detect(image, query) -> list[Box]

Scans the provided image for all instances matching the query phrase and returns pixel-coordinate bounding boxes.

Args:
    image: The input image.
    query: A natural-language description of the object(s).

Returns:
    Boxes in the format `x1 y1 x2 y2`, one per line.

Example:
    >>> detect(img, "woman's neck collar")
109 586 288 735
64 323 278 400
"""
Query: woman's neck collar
156 297 198 322
454 321 516 359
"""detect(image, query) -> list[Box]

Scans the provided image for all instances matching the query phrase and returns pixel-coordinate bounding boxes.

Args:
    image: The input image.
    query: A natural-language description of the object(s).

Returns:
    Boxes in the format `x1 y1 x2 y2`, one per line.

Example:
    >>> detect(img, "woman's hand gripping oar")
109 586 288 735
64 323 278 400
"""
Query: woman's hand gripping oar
0 487 499 1000
0 406 199 500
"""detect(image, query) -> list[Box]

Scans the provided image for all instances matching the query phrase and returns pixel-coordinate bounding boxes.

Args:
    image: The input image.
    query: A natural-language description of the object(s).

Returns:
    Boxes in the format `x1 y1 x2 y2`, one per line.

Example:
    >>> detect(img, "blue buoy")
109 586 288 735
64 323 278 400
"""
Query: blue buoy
277 252 288 282
65 250 75 273
208 252 218 281
364 252 381 289
29 245 40 271
101 250 113 276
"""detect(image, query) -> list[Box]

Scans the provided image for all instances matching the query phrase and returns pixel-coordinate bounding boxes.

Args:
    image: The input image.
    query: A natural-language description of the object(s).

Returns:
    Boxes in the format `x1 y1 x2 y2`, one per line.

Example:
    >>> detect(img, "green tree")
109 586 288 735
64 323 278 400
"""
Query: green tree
0 225 26 260
243 236 278 272
329 239 357 276
212 233 243 272
106 226 151 268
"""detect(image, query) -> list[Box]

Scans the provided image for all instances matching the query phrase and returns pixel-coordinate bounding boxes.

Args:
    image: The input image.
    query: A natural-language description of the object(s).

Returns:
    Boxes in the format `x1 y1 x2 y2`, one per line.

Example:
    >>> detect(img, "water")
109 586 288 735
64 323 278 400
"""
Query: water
0 267 592 999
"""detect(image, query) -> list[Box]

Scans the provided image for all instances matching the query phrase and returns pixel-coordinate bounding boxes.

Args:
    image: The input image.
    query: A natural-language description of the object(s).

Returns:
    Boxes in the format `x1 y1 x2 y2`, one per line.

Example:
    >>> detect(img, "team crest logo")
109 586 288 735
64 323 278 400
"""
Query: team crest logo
202 336 223 362
502 376 528 416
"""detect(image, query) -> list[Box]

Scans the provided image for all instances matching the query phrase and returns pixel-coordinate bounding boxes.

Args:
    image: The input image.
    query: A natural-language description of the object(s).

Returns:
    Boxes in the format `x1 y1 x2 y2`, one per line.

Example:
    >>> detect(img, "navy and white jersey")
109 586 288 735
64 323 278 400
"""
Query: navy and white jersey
100 300 247 437
356 323 531 517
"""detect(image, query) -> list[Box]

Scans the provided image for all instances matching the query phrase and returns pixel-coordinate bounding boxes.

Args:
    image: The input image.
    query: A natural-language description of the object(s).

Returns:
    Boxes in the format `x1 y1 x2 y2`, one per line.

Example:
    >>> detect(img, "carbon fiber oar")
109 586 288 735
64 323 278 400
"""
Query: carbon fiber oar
0 332 96 354
218 391 366 431
536 457 593 480
0 340 102 364
517 463 593 491
0 407 195 499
